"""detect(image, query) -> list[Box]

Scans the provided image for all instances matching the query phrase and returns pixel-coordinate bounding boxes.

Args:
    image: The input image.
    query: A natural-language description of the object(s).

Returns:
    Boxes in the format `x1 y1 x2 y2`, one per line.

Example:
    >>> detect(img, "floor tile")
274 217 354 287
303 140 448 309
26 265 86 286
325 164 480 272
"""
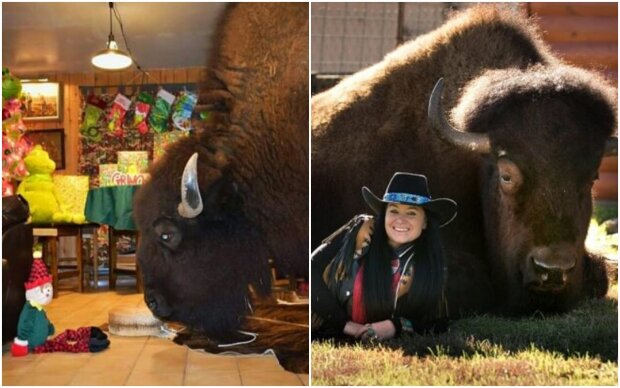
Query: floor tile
80 355 136 374
124 372 184 386
298 373 309 385
132 346 188 373
237 355 284 373
185 371 242 386
69 370 131 386
186 352 239 372
31 353 91 374
240 370 304 386
13 372 76 386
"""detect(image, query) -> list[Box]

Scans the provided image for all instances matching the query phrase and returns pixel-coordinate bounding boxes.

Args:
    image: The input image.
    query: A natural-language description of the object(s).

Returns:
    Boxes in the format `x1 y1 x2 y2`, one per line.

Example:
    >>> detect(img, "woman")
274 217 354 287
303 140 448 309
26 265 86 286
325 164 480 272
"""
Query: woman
311 172 457 341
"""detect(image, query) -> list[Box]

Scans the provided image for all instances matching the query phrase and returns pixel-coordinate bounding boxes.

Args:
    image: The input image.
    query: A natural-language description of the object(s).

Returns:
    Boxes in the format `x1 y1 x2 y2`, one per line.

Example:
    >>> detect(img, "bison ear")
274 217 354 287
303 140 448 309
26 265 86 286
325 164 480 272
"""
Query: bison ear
201 172 243 221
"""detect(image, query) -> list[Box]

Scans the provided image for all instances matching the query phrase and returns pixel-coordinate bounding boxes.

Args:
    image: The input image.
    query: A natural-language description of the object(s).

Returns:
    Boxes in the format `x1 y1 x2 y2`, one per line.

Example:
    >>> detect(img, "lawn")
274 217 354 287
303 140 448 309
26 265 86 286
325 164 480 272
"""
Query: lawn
312 285 617 385
312 203 618 385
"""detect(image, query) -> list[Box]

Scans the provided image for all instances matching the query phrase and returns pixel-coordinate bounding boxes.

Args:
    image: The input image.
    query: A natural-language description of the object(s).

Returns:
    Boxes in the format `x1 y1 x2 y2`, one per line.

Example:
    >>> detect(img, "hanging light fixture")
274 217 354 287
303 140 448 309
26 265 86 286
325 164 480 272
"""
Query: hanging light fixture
91 2 133 70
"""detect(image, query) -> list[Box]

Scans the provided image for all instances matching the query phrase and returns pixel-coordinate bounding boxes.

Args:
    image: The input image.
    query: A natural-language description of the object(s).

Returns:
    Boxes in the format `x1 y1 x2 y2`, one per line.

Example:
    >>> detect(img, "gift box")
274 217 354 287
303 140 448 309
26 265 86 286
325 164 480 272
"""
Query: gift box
53 175 89 219
109 171 150 186
117 151 149 174
98 164 118 187
153 130 190 162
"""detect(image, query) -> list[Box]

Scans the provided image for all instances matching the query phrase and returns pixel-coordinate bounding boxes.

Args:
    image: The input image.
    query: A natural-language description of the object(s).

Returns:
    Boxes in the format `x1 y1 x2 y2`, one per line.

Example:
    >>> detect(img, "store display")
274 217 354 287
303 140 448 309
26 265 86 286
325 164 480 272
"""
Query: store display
153 130 189 162
53 175 89 223
117 151 148 174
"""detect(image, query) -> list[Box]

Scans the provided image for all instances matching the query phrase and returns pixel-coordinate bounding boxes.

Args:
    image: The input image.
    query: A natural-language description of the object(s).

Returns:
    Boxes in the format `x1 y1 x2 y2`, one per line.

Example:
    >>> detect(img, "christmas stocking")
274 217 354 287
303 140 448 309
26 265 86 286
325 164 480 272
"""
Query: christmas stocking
107 93 132 137
80 95 107 142
148 88 176 133
172 91 198 131
133 92 154 135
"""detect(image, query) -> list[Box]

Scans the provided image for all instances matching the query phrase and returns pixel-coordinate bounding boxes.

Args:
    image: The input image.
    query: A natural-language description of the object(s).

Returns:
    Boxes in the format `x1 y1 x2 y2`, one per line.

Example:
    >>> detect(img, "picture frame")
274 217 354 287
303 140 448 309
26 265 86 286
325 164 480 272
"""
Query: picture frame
25 129 66 170
21 81 62 121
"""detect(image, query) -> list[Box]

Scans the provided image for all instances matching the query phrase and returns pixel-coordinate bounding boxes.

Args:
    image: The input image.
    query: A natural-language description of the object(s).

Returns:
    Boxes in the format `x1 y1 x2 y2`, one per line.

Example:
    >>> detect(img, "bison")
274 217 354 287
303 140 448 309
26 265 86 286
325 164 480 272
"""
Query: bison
134 3 308 339
312 5 617 316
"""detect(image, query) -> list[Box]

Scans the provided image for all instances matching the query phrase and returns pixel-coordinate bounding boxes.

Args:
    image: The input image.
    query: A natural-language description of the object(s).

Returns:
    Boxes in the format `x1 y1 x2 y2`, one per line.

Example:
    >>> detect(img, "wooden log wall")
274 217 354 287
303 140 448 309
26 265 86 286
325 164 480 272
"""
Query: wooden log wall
527 2 617 201
23 67 205 175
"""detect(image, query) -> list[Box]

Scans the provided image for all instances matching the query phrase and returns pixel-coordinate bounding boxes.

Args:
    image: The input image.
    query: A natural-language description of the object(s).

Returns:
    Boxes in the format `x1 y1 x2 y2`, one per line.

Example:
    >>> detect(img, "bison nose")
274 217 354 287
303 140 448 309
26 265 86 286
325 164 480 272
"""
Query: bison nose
527 244 576 288
144 291 172 319
145 295 158 311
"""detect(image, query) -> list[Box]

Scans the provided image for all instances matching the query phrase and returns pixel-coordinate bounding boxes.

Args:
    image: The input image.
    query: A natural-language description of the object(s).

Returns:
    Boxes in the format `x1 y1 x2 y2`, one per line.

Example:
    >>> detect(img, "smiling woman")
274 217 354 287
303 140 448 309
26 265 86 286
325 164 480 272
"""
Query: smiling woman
311 172 457 343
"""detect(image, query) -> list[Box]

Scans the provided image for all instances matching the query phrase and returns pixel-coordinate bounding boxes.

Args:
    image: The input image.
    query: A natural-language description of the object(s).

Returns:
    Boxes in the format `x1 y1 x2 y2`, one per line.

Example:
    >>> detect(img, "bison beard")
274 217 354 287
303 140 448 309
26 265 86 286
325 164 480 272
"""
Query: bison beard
312 5 616 316
133 2 308 371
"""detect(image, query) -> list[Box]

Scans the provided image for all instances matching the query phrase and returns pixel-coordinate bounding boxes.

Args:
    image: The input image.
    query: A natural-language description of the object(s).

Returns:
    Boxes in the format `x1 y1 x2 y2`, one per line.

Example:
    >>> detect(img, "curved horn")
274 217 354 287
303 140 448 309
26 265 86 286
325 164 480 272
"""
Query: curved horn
177 152 204 219
428 78 491 154
604 136 617 156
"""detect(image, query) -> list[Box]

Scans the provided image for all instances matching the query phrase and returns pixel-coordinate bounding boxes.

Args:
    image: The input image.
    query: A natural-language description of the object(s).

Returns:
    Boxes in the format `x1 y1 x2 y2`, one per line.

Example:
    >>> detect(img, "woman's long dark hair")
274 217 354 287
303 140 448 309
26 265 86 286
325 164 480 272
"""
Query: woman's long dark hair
362 211 446 323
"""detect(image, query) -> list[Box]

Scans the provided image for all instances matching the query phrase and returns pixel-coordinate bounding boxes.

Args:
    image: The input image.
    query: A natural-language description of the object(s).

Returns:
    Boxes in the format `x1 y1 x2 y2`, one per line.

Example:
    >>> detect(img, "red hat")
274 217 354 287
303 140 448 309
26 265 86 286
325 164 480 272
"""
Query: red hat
25 259 52 290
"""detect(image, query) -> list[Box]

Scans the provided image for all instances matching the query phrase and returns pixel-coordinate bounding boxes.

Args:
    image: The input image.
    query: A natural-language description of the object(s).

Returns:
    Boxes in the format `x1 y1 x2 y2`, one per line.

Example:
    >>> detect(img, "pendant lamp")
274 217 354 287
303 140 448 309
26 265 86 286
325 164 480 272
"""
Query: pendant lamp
91 2 133 70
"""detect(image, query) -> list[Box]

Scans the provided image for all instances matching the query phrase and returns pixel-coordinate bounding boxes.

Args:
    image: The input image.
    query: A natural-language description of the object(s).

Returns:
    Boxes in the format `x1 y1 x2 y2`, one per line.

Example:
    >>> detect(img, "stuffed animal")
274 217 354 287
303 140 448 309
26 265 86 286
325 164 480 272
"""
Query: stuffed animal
11 258 110 356
16 145 85 224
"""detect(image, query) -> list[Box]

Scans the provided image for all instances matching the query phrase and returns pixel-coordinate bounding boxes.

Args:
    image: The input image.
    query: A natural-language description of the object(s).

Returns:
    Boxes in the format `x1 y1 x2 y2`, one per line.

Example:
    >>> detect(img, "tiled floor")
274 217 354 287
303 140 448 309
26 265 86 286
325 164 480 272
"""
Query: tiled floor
2 281 309 386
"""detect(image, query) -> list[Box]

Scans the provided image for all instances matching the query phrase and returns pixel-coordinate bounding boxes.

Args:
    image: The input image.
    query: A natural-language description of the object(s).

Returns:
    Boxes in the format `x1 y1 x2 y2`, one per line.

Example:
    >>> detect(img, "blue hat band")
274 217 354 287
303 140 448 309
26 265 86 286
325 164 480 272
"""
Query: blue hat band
383 192 430 205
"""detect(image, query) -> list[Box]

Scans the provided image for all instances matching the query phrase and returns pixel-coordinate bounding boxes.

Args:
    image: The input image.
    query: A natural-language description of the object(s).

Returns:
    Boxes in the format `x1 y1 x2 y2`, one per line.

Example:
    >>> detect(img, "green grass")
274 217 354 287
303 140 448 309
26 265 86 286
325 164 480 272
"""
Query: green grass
592 201 618 224
312 285 618 385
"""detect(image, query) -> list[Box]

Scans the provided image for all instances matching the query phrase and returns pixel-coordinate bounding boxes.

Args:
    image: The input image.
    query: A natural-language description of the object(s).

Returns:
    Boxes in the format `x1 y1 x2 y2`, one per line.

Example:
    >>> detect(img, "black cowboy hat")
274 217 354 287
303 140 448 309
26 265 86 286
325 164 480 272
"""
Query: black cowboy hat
362 172 458 227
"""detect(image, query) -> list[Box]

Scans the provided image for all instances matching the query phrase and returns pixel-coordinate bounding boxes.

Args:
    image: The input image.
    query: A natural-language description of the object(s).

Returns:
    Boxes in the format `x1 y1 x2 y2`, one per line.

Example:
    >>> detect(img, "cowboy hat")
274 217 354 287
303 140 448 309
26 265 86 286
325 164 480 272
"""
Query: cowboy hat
362 172 457 227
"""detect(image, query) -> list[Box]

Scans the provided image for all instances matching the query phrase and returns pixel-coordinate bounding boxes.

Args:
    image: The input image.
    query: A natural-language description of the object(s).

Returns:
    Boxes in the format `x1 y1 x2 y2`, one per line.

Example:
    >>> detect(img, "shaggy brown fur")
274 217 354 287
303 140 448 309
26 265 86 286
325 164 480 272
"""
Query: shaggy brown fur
312 5 616 315
174 301 308 374
134 3 308 338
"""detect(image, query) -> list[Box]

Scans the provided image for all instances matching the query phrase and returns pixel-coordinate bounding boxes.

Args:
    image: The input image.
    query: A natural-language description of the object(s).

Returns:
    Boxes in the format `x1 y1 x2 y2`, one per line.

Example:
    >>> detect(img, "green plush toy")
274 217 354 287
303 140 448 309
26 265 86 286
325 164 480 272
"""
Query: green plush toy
16 146 85 224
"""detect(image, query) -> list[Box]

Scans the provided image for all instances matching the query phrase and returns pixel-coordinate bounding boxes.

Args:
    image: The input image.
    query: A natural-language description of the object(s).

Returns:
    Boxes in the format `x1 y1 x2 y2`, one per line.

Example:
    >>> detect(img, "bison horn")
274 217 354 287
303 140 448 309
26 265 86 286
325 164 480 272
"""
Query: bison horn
604 136 617 156
428 78 491 154
177 152 204 218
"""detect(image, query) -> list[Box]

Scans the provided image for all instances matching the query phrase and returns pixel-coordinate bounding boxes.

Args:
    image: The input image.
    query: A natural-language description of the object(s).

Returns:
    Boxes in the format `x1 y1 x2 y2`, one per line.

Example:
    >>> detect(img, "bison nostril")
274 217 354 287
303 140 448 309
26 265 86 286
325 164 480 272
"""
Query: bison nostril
145 296 157 311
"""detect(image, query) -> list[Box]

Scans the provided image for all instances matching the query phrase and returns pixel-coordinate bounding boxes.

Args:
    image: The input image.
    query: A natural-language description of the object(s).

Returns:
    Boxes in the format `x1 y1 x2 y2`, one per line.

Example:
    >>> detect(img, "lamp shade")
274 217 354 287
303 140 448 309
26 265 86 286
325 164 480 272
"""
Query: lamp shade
91 40 132 70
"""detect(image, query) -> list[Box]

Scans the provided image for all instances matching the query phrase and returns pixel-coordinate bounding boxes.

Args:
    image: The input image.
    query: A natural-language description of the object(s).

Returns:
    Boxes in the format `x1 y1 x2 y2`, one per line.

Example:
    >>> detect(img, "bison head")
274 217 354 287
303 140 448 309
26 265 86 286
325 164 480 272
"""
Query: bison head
429 66 616 313
134 142 271 339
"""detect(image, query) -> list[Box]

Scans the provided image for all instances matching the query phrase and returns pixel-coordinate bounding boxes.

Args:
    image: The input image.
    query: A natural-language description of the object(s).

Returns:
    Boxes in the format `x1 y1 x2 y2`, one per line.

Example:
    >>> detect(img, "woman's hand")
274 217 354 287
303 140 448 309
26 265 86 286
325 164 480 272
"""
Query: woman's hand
343 321 369 338
361 320 396 341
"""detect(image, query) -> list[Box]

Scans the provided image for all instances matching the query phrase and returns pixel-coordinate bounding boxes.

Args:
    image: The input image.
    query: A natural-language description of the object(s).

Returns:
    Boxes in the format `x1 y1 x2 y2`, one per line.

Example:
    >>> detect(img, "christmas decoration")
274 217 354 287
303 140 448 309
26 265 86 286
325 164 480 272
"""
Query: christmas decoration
2 68 22 101
80 94 107 142
107 93 132 137
11 259 110 356
148 88 175 133
133 92 154 135
2 70 31 196
171 90 197 131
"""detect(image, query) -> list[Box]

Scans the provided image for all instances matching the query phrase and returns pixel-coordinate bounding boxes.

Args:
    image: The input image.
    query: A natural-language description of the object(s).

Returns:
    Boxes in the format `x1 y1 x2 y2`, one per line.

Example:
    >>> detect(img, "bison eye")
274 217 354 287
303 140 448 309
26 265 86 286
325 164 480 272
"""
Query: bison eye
497 158 522 195
153 218 182 250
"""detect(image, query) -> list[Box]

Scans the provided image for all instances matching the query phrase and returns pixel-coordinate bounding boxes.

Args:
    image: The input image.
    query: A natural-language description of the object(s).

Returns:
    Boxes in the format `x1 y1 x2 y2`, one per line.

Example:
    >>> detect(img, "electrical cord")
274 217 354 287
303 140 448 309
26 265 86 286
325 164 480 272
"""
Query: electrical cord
110 2 149 81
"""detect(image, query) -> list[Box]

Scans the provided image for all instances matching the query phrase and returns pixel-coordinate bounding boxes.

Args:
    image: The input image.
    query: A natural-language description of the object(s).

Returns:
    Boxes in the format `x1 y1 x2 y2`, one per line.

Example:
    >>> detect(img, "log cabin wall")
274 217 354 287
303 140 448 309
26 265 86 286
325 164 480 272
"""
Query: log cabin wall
23 67 205 175
527 2 617 200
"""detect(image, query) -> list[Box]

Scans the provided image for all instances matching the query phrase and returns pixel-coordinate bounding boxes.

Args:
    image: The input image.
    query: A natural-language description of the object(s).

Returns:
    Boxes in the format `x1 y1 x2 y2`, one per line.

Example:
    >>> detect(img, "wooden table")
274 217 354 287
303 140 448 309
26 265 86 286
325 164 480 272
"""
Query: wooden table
32 223 100 298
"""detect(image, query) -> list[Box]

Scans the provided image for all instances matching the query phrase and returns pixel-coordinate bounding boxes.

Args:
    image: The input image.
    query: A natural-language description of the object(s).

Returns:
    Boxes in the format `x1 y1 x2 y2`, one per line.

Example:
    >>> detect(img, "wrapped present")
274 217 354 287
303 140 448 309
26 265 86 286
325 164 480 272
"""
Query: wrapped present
53 175 89 223
109 171 150 186
117 151 148 174
99 164 118 187
153 130 190 162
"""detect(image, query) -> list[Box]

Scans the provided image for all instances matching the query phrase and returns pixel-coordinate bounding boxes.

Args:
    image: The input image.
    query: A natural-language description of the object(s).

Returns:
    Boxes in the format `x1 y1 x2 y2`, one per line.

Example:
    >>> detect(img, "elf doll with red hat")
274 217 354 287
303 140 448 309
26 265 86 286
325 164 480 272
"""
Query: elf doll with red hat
11 258 110 356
